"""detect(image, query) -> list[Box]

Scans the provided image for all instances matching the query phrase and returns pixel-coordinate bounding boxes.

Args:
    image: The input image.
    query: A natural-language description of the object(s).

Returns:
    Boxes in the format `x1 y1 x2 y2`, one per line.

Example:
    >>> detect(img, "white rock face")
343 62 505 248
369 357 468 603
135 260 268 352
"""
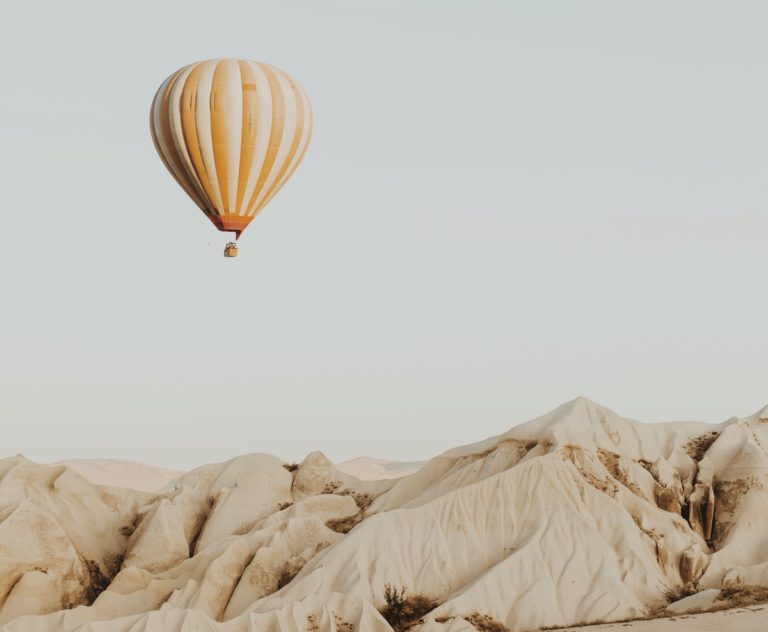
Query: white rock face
2 398 768 631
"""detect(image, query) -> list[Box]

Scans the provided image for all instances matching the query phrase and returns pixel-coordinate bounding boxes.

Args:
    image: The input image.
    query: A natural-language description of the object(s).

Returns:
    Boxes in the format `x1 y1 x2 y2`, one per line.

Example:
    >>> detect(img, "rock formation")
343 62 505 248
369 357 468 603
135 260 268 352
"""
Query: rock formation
2 398 768 631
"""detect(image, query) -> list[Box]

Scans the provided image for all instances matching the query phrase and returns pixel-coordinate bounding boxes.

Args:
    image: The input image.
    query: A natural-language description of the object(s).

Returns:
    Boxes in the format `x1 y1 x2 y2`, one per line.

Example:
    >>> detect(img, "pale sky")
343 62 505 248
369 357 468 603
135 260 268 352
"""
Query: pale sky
1 1 766 469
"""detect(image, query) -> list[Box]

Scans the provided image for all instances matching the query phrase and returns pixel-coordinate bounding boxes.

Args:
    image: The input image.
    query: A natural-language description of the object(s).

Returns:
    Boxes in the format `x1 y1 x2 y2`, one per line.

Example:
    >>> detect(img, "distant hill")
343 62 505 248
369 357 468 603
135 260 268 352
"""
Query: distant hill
336 456 425 480
51 458 182 492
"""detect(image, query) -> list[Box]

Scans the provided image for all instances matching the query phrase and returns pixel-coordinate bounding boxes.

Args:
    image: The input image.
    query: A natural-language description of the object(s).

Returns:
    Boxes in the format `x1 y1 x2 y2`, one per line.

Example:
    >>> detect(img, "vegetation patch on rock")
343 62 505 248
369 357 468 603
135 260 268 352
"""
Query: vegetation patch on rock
380 583 437 631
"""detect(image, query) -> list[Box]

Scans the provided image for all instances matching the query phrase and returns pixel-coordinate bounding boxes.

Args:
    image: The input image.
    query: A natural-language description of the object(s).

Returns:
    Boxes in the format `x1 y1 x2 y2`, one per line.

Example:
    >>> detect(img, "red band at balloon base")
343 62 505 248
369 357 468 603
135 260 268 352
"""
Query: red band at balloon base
207 213 254 239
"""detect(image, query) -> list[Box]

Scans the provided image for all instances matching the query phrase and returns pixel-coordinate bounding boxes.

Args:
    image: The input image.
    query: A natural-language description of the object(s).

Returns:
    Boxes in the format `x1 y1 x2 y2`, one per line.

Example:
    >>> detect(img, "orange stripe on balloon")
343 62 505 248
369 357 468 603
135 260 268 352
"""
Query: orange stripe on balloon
210 60 231 213
152 70 211 213
253 75 306 216
244 64 285 215
235 60 259 215
180 63 220 217
167 66 212 213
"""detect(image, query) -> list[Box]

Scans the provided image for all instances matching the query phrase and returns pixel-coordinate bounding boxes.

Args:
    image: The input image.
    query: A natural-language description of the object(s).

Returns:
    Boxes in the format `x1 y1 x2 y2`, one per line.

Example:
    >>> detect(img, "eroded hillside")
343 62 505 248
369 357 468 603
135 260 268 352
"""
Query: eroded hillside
2 397 768 631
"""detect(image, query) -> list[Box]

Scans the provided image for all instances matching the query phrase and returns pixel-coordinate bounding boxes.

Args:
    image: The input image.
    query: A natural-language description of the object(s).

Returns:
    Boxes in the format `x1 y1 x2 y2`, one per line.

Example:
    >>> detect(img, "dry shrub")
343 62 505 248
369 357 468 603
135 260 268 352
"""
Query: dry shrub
659 584 768 616
276 565 300 590
465 611 511 631
322 481 341 494
664 583 700 604
333 612 355 631
380 583 437 631
684 432 720 461
713 585 768 610
338 489 374 511
325 489 375 534
83 554 124 605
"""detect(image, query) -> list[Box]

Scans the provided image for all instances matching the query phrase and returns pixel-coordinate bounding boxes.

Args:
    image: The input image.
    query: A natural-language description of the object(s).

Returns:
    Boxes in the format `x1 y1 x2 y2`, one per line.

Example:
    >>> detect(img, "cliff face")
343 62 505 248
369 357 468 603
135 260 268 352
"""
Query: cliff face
2 397 768 632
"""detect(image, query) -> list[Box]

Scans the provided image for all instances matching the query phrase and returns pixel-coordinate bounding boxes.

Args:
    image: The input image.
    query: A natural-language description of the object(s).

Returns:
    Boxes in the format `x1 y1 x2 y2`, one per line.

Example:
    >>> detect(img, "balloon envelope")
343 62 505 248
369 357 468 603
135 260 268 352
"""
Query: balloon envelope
150 58 312 238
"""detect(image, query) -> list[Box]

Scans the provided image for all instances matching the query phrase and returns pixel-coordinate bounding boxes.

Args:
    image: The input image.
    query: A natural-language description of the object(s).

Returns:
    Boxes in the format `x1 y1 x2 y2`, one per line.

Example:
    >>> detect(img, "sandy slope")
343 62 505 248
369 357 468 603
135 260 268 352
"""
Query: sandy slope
2 397 768 631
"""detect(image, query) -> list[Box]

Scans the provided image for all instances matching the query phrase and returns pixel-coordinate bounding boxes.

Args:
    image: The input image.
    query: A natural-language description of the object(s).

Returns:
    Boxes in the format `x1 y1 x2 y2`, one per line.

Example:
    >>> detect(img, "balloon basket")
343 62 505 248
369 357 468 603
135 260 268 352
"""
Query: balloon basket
224 242 239 257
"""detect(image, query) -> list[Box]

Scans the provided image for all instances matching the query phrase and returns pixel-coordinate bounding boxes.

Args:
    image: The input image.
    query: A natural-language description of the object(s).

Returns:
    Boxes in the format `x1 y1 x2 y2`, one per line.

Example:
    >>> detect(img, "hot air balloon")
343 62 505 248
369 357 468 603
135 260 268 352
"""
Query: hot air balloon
150 59 312 257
